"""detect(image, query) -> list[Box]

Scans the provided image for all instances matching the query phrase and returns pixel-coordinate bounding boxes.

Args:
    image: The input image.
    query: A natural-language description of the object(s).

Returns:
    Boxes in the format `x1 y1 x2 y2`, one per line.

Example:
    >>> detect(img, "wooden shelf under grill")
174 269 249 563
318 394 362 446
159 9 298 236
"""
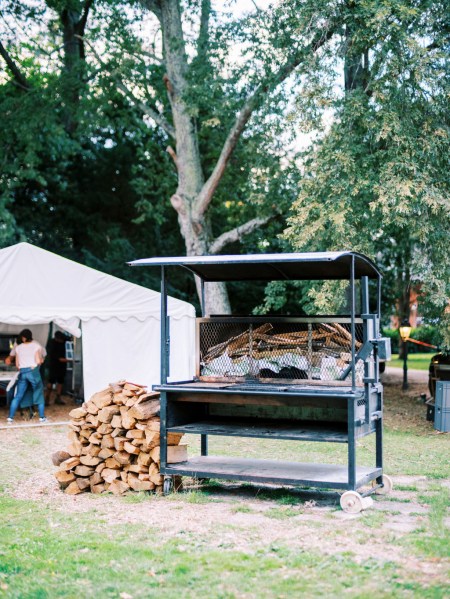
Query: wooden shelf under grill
161 456 381 489
168 419 348 443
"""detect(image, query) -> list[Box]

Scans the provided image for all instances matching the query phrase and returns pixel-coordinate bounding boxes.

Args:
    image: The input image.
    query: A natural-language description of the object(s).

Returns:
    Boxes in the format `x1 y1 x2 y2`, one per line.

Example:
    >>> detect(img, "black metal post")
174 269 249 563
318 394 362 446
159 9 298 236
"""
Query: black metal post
350 256 356 390
402 339 409 390
375 389 383 476
160 266 168 470
200 276 208 456
347 396 356 490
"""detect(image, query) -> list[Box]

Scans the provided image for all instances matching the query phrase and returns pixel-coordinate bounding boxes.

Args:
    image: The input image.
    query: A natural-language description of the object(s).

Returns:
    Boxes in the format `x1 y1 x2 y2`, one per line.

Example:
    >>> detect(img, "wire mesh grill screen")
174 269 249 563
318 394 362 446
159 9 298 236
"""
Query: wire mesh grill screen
198 319 364 384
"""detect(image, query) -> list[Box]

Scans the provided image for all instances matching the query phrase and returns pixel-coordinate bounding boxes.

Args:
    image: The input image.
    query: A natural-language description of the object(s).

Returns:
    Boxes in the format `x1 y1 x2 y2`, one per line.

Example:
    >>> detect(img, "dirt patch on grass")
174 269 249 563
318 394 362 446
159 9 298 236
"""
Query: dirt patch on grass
381 368 437 435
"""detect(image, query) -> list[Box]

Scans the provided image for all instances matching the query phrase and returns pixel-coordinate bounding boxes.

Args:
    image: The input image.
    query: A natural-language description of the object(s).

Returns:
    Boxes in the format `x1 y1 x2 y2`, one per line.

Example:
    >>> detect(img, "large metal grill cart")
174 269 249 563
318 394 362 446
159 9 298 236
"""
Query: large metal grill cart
129 252 393 512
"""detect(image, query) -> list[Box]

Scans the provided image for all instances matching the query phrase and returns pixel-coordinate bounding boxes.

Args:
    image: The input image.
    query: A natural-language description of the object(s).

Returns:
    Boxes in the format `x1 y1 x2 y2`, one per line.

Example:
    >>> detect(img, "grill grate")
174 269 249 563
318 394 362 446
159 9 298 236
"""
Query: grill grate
198 319 364 384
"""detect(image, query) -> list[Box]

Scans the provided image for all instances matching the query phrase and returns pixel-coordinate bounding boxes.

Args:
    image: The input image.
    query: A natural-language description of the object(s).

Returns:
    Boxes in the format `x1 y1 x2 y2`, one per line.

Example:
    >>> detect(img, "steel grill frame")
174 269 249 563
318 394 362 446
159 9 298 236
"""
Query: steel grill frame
130 252 389 502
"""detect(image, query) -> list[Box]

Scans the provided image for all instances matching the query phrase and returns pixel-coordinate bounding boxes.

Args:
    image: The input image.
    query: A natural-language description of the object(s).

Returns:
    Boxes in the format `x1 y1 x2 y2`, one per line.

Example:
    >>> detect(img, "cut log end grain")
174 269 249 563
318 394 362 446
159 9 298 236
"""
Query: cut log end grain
54 382 185 496
55 470 76 487
108 479 130 495
65 481 84 495
52 450 71 466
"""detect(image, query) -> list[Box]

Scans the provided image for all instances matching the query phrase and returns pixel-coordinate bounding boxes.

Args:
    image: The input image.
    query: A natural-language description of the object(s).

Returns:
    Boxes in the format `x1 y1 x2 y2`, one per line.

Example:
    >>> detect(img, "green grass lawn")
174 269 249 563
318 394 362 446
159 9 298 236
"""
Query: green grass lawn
0 379 449 599
388 352 434 371
2 492 447 599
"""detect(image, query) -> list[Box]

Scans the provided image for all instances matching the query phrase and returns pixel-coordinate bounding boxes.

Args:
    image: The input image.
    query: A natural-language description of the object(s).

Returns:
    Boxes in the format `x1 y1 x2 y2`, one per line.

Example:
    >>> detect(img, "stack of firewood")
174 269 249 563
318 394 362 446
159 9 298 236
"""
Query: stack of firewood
52 381 186 495
202 322 361 364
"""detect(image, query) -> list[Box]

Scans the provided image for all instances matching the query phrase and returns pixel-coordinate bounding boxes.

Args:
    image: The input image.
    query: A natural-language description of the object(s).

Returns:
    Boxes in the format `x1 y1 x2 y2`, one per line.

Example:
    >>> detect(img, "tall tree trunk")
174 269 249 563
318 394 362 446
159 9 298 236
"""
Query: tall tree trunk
60 1 92 134
160 0 231 314
145 1 337 314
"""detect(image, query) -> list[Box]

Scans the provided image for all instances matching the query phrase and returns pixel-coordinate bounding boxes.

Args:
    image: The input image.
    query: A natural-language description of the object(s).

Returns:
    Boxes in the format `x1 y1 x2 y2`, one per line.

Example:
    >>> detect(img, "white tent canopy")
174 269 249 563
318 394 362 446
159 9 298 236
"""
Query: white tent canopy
0 243 195 399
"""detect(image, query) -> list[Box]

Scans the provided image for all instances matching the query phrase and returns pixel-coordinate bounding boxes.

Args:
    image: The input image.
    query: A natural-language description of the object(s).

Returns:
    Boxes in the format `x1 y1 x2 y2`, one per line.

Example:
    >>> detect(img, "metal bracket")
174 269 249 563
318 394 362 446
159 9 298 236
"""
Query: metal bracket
339 339 375 380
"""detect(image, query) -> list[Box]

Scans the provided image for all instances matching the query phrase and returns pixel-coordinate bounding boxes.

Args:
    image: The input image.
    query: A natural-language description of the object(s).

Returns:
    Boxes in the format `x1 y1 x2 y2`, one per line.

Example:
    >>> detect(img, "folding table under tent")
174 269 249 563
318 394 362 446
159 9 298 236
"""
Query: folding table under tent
0 243 195 400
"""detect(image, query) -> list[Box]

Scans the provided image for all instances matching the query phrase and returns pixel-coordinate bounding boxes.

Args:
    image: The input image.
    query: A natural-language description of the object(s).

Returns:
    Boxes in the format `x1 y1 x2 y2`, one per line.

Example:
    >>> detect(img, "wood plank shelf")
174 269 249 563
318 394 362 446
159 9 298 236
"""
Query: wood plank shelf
162 456 382 489
168 419 348 443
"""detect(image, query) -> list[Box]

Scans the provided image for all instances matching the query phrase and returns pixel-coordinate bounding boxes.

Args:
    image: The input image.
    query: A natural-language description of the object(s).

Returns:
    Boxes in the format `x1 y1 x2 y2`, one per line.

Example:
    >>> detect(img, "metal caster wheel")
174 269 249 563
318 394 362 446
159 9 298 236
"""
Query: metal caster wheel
163 476 174 496
340 491 373 513
373 474 393 495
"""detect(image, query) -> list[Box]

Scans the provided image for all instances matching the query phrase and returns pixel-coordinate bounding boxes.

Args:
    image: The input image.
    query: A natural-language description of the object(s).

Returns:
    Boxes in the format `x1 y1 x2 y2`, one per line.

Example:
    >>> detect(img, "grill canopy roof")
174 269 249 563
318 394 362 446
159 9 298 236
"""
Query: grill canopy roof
128 252 381 281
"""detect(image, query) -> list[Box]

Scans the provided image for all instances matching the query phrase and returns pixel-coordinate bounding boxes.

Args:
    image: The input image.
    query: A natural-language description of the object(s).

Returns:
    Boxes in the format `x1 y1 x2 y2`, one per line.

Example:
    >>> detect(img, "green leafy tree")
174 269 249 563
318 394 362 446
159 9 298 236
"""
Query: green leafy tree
1 0 314 311
77 0 342 313
284 0 450 342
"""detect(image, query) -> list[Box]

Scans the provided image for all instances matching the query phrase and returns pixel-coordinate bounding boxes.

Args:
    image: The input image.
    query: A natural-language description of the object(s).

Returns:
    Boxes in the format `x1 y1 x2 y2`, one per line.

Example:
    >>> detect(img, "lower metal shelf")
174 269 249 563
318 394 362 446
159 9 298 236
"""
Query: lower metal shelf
161 455 382 490
168 420 348 443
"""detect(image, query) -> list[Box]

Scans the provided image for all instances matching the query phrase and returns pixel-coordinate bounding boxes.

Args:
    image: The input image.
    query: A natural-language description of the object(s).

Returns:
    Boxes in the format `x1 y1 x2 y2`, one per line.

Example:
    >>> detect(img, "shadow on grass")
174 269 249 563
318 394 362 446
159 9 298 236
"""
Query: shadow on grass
183 478 341 507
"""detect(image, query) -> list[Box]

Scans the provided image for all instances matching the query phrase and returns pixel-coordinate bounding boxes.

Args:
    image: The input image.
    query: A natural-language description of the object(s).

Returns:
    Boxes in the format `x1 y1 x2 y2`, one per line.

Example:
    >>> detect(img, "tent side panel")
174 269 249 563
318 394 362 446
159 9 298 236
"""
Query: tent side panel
81 316 195 400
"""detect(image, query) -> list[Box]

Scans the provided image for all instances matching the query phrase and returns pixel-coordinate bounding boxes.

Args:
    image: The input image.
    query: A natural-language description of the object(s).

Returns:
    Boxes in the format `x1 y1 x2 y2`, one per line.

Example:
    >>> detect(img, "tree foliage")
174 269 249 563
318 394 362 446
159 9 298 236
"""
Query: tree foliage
284 0 450 341
0 0 306 311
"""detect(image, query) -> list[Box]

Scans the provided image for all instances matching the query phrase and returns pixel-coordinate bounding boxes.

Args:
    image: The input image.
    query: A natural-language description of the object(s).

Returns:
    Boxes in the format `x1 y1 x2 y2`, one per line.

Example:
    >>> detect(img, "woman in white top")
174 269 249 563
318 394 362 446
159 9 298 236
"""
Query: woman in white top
7 329 47 423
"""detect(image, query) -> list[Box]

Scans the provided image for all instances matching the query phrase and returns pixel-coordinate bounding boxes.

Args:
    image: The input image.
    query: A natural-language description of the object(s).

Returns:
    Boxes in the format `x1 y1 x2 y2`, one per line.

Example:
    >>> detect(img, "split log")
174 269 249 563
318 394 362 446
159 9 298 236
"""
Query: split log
97 405 120 423
74 465 95 477
102 468 120 483
167 445 188 463
111 415 122 428
52 450 71 466
128 399 160 420
59 457 81 471
97 423 113 435
128 474 154 492
85 402 99 415
123 441 140 455
98 447 115 460
55 470 76 487
100 434 115 449
69 407 87 419
76 477 91 491
121 412 136 430
89 472 103 486
65 481 83 494
80 454 102 467
67 441 83 457
105 456 121 470
113 451 131 465
108 479 130 495
90 388 113 409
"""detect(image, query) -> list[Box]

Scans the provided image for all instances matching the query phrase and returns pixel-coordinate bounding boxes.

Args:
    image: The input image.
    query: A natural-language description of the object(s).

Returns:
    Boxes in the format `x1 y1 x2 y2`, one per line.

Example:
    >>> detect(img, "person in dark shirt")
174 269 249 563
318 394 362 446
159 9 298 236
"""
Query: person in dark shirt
44 331 70 405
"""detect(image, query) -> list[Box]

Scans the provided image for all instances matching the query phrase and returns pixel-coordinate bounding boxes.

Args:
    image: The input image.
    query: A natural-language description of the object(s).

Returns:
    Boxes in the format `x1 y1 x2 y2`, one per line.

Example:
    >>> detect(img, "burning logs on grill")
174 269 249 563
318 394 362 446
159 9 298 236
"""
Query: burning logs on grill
52 381 186 495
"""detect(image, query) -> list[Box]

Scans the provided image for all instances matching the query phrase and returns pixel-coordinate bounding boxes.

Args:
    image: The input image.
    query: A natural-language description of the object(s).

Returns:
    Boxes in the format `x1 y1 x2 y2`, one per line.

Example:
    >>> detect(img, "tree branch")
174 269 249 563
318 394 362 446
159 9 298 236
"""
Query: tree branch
0 40 30 91
208 214 274 255
196 0 211 62
77 35 175 138
193 20 338 219
79 0 95 34
115 80 175 138
140 0 162 22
